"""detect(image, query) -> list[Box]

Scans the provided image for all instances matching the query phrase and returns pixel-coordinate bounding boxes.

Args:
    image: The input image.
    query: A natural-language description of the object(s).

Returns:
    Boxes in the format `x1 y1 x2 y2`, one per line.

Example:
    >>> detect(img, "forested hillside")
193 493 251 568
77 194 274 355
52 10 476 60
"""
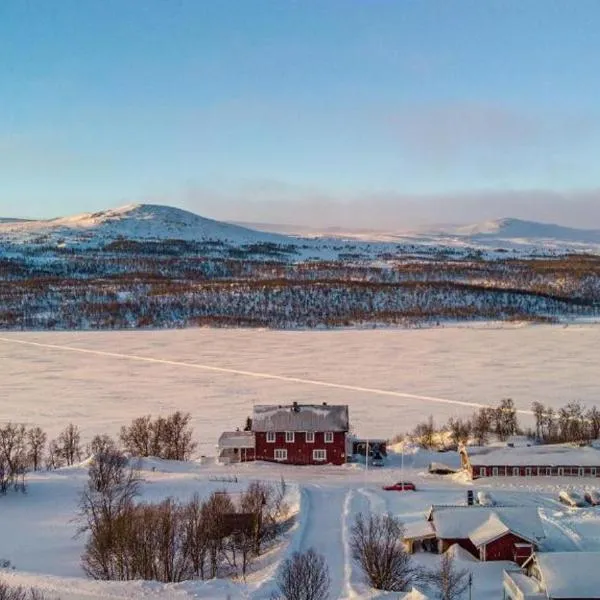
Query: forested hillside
1 242 599 329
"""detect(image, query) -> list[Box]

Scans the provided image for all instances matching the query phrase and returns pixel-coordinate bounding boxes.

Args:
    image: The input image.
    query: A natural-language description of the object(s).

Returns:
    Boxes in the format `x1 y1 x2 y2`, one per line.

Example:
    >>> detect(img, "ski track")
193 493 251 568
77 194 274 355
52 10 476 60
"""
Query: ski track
0 336 535 416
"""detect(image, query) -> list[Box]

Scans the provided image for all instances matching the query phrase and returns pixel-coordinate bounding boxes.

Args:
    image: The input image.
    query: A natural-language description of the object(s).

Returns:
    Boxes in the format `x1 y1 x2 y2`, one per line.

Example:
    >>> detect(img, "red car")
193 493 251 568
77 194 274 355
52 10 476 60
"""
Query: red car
382 481 416 492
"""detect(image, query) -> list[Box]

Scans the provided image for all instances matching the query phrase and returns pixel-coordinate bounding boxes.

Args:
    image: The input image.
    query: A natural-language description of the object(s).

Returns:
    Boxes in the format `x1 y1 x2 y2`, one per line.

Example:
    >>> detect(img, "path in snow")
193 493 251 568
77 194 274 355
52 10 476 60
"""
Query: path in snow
299 485 349 599
0 336 535 417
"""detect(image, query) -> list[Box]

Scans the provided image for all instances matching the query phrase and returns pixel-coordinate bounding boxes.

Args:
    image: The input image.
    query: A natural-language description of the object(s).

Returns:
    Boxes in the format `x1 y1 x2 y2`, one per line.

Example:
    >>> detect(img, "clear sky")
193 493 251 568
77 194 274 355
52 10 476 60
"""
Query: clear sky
2 0 600 227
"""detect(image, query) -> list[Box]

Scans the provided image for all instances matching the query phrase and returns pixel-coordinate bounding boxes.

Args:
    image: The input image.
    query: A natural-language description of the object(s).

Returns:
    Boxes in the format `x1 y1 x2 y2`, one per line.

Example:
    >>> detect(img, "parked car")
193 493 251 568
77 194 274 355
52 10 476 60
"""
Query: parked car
585 490 600 506
559 489 587 507
383 481 416 492
371 456 385 467
477 491 495 506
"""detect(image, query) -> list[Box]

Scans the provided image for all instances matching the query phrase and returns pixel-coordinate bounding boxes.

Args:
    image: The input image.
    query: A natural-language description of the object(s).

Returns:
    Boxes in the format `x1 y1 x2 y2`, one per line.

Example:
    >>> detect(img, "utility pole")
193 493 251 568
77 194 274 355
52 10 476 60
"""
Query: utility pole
468 572 473 600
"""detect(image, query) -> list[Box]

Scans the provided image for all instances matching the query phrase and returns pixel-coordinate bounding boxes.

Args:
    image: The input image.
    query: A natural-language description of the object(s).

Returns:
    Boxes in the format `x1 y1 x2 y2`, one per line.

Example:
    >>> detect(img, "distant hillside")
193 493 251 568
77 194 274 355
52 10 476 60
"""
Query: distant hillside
454 217 600 244
0 203 292 247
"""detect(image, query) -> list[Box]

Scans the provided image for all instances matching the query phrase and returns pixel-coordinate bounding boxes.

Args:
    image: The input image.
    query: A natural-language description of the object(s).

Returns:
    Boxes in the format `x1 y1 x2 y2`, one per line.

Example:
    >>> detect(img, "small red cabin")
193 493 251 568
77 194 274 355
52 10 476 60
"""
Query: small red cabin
252 402 349 466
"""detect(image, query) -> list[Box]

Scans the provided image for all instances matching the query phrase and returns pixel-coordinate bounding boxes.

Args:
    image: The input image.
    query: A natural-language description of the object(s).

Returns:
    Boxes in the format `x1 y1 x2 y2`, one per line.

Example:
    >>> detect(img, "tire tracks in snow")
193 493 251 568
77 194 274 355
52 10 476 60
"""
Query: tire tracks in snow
0 336 535 416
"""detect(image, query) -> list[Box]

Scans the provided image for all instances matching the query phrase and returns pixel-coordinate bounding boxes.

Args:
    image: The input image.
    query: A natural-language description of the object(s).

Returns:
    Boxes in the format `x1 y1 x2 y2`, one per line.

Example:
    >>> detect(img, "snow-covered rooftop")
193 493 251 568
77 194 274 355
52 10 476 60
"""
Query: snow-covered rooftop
467 444 600 467
431 506 545 546
535 552 600 599
252 403 349 432
217 431 255 449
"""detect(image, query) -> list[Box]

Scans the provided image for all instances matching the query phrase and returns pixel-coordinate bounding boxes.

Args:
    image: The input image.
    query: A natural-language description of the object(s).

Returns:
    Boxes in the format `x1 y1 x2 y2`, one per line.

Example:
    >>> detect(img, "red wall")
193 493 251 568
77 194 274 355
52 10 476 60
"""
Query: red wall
472 465 600 479
484 532 535 562
254 431 346 465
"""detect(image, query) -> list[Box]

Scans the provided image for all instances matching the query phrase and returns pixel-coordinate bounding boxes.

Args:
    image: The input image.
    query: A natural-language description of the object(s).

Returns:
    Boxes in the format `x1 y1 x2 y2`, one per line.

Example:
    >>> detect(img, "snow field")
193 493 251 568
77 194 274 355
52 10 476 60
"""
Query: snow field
2 324 600 456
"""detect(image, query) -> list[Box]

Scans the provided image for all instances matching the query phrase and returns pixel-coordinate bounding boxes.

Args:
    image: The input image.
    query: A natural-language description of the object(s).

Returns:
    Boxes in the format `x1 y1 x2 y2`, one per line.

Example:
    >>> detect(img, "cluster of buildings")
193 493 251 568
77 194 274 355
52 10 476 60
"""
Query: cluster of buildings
218 403 600 598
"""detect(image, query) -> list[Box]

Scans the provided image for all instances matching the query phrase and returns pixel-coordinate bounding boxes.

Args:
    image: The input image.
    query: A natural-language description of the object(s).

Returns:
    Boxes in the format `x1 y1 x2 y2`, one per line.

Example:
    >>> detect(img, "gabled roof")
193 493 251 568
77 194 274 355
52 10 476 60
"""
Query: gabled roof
252 404 349 433
469 513 510 547
431 506 545 546
534 552 600 599
218 431 255 449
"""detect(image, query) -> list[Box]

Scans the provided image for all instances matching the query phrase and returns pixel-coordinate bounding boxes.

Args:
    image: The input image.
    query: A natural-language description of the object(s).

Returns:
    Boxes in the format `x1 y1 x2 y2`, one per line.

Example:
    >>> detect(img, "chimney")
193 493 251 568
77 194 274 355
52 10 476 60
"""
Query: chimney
292 401 299 413
467 490 474 506
322 402 327 406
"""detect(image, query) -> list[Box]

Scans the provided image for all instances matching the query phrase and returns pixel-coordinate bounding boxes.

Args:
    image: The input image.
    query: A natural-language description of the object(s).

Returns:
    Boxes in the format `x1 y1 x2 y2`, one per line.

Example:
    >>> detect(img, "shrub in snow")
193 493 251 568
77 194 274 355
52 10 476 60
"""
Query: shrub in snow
350 512 417 592
0 580 60 600
274 548 330 600
425 553 470 600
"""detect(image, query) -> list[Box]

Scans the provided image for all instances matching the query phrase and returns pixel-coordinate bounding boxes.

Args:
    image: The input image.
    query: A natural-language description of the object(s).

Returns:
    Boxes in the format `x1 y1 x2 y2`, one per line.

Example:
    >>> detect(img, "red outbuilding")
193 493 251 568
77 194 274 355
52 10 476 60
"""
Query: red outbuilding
252 402 349 465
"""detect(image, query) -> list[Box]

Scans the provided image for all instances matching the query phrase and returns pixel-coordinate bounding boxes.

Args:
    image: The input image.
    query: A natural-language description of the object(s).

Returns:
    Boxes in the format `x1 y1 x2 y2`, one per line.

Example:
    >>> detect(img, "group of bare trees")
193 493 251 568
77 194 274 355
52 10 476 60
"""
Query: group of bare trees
411 398 519 450
1 412 197 499
410 398 600 451
119 412 197 461
0 424 48 494
350 512 470 599
79 444 289 583
531 400 600 444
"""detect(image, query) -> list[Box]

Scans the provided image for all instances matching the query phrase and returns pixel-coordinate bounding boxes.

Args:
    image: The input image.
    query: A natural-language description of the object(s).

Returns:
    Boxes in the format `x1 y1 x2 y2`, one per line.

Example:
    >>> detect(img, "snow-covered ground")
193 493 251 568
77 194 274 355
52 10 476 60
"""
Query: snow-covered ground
2 323 600 599
3 452 600 599
1 324 599 452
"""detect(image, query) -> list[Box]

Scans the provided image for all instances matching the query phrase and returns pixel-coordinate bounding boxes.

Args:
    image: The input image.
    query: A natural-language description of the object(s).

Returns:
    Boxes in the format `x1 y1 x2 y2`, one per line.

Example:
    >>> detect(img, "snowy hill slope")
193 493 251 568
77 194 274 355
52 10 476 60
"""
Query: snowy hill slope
0 203 292 247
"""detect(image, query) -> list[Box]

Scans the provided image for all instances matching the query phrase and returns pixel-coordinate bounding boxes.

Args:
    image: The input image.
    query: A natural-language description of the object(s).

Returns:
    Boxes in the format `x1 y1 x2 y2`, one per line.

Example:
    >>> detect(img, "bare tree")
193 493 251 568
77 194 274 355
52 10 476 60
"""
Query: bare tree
350 513 417 592
120 415 153 457
57 424 81 466
0 423 27 493
426 553 470 600
276 548 330 600
45 439 63 470
26 427 46 472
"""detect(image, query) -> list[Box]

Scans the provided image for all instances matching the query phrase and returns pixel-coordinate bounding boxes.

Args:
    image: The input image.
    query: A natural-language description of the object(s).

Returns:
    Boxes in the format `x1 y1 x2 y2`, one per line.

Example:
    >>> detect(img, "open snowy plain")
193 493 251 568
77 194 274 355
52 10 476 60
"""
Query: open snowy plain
2 323 600 599
1 324 599 450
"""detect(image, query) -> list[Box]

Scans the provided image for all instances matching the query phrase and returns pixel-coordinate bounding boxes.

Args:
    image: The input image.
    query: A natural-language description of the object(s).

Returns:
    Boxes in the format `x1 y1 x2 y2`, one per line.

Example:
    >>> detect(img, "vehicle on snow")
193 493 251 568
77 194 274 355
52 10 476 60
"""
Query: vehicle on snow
476 491 495 506
559 489 587 507
584 490 600 506
383 481 416 492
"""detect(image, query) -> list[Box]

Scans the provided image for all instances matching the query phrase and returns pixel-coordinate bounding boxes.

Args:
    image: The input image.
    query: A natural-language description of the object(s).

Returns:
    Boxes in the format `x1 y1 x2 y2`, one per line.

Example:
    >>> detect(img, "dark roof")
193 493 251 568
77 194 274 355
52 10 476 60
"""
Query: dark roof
252 404 349 433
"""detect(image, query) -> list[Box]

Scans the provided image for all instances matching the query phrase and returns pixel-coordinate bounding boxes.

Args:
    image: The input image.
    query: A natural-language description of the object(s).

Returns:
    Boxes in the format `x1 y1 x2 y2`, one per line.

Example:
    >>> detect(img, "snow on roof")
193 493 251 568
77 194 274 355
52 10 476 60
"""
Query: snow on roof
252 404 349 432
431 506 545 545
399 587 430 600
445 543 479 562
535 552 600 599
403 520 436 540
467 444 600 467
217 431 255 449
469 513 510 547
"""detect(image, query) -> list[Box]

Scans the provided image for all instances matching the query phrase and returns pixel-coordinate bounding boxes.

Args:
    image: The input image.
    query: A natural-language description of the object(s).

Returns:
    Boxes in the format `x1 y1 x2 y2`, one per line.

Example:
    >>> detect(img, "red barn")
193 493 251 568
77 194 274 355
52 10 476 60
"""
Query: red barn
252 402 349 465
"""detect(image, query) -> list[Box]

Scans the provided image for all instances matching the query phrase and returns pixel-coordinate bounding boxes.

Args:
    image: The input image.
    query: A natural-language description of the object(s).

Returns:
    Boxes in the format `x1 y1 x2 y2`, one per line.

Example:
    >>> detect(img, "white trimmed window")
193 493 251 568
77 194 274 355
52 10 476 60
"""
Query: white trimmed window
479 467 486 477
313 449 327 462
526 468 533 477
492 467 499 476
324 432 334 443
512 467 520 476
274 449 288 461
592 468 597 477
557 467 564 476
546 467 552 476
266 432 276 443
285 431 295 443
579 467 585 477
305 431 315 443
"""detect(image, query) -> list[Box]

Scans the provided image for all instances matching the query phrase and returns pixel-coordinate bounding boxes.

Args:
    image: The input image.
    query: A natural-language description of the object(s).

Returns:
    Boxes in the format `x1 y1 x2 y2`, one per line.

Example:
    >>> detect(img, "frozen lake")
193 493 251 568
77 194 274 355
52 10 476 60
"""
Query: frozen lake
1 324 599 454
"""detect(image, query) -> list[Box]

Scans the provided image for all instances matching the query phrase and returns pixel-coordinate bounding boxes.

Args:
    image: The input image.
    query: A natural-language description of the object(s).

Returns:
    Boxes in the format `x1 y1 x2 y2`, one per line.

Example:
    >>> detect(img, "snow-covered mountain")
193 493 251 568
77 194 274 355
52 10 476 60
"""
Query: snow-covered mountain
0 203 291 246
2 204 600 257
453 217 600 244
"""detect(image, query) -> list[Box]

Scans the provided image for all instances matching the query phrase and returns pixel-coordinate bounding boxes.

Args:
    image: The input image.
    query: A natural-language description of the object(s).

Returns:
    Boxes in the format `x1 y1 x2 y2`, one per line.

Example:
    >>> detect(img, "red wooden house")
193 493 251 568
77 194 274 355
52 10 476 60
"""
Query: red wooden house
403 505 545 565
252 402 349 465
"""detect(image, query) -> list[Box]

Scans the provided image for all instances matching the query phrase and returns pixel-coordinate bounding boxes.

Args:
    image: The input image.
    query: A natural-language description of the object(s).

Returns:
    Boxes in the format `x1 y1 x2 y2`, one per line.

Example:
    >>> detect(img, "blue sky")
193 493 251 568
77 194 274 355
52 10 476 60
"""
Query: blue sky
2 0 600 226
